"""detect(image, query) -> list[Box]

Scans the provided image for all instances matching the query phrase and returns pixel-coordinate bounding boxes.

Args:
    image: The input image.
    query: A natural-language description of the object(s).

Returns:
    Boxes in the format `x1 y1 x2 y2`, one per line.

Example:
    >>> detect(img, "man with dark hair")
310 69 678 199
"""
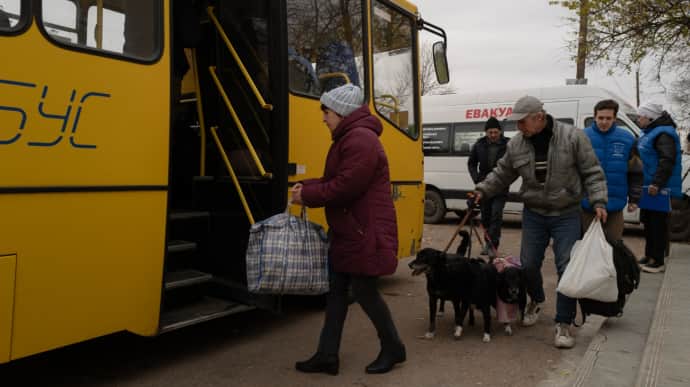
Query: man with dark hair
581 99 643 242
468 117 509 257
473 96 607 349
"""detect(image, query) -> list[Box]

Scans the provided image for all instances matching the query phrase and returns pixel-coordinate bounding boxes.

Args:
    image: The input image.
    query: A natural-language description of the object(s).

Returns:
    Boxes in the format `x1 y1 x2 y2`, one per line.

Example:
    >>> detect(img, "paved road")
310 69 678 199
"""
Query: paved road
0 214 646 387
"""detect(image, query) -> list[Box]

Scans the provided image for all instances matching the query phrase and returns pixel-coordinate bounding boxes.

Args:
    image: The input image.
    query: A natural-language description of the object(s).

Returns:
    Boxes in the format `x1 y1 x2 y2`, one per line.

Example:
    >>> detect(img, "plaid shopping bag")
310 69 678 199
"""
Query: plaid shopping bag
246 206 329 295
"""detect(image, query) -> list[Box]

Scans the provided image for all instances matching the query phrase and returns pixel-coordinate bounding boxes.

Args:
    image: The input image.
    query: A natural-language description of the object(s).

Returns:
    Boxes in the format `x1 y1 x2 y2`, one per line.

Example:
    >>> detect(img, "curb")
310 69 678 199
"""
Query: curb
634 245 676 387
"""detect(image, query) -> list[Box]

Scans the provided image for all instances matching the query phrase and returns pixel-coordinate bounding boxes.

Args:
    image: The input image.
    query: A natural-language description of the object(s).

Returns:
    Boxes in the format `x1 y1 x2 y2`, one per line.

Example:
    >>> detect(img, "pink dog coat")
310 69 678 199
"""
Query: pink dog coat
494 255 522 323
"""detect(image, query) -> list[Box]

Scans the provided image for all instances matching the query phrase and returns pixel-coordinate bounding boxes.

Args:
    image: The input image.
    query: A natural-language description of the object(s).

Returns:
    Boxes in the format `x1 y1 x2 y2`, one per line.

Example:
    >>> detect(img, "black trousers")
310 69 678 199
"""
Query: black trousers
480 194 506 248
641 209 670 263
317 271 402 356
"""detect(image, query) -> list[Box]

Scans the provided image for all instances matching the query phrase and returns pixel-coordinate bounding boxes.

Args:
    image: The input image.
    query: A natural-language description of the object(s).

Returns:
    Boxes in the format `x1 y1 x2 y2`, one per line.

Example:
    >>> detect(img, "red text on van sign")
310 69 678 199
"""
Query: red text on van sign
465 106 513 120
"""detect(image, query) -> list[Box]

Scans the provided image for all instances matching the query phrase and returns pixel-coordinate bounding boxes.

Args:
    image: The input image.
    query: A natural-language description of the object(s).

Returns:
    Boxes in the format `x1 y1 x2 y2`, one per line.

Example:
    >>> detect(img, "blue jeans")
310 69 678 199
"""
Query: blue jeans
520 207 581 324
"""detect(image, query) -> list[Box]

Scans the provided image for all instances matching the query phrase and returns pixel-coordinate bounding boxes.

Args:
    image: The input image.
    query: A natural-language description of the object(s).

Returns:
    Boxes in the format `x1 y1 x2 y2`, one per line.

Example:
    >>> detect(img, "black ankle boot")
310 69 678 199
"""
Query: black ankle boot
365 344 406 374
295 353 339 375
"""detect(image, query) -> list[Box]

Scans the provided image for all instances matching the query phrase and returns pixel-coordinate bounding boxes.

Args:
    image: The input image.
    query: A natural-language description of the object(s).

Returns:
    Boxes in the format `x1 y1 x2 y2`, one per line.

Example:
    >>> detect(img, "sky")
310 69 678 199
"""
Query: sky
413 0 672 110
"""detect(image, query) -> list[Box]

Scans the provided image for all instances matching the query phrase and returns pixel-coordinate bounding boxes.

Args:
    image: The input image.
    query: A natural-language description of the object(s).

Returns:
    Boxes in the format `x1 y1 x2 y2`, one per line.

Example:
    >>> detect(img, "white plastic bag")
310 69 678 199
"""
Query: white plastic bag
557 220 617 302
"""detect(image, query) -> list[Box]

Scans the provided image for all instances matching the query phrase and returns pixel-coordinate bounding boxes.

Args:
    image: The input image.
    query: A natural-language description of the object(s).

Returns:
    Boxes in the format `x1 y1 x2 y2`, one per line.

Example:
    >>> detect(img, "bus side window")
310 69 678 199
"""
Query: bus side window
0 0 22 31
39 0 161 61
286 0 364 97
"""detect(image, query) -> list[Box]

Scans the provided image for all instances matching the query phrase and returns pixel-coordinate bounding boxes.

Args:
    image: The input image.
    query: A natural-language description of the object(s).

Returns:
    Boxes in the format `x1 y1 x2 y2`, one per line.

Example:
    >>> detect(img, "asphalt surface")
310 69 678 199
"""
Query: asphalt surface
0 214 647 387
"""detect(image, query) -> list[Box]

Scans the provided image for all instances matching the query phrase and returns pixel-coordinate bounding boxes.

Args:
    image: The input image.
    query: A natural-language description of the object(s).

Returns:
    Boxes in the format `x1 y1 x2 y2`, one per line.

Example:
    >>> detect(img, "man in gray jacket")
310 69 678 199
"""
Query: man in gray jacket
474 96 608 349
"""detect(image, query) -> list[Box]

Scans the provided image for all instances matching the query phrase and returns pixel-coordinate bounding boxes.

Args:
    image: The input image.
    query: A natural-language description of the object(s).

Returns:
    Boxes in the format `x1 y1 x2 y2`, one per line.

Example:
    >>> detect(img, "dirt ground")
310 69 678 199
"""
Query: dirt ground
0 214 646 387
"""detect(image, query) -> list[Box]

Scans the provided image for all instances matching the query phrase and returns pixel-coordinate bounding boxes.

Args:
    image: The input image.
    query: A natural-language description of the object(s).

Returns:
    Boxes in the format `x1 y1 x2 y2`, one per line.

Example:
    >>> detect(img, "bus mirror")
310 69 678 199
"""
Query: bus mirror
432 41 449 85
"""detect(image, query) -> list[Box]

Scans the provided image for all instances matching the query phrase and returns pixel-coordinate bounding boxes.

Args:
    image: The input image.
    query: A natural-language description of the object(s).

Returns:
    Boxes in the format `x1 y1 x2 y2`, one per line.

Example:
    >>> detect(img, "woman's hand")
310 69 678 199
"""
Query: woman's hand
291 183 304 205
648 184 659 196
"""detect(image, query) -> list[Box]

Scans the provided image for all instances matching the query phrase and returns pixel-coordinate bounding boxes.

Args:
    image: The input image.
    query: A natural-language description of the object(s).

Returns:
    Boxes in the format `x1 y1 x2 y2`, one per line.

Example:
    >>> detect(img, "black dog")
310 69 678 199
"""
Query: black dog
462 257 497 342
409 231 489 340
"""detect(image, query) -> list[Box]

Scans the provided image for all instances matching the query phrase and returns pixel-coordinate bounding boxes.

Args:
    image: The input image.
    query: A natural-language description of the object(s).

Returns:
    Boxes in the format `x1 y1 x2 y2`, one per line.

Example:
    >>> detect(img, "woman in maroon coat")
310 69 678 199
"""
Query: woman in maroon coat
292 84 405 375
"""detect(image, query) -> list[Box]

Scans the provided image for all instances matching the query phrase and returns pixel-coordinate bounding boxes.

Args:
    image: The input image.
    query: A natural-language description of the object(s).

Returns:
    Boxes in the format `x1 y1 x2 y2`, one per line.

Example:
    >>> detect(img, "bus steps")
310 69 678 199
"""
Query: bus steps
193 175 271 184
159 296 255 334
169 210 210 221
164 270 213 290
167 240 198 254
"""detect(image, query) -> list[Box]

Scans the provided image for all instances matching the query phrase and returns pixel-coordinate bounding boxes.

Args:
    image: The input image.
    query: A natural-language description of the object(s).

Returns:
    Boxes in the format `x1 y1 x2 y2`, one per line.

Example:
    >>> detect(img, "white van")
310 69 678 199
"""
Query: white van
422 85 642 224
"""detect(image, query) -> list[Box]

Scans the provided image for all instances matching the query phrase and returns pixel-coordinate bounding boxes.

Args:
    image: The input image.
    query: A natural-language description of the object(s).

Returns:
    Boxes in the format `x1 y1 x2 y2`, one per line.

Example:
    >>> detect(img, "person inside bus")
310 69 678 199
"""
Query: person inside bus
316 40 360 92
473 95 607 349
291 84 405 375
467 116 509 258
636 102 683 273
581 99 643 242
0 6 11 30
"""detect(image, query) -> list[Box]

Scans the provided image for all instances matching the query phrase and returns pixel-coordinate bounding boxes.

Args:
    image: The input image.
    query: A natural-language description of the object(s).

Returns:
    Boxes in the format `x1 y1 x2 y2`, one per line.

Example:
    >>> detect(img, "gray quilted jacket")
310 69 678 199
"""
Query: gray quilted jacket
476 117 607 216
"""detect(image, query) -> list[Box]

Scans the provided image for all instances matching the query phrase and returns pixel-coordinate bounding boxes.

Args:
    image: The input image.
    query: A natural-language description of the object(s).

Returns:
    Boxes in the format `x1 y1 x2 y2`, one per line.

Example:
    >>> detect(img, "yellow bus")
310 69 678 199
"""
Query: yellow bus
0 0 448 362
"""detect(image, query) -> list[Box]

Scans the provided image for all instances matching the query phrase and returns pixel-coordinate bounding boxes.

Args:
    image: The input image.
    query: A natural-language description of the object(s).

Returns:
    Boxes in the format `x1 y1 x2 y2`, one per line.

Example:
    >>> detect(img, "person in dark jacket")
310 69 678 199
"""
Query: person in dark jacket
581 99 643 241
291 84 405 375
467 117 509 256
636 102 683 273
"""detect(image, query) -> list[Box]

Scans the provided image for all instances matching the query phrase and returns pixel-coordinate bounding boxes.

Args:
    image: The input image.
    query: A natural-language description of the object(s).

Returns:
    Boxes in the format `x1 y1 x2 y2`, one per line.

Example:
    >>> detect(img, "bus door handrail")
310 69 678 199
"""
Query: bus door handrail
208 66 272 179
206 6 273 111
209 126 256 225
318 72 351 85
376 94 400 112
189 48 208 176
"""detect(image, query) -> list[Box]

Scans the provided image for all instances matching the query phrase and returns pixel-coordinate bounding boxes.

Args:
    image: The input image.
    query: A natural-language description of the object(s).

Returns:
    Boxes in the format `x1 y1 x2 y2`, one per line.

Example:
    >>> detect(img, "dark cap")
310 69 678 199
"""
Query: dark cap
484 117 502 131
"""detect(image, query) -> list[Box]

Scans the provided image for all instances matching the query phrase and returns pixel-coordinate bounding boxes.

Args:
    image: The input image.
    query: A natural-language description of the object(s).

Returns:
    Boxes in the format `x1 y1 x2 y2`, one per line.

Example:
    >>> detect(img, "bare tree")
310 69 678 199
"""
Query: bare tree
420 42 455 96
551 0 690 124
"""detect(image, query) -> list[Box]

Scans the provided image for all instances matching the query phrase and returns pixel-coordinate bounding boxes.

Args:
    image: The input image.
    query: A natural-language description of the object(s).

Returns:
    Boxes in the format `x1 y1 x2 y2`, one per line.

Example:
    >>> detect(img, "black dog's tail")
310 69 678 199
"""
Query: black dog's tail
456 230 470 256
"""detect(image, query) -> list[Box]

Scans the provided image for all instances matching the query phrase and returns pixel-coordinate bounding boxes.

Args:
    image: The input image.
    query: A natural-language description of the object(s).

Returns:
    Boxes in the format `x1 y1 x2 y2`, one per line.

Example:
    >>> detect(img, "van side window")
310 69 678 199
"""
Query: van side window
452 122 483 156
584 117 638 138
422 124 451 155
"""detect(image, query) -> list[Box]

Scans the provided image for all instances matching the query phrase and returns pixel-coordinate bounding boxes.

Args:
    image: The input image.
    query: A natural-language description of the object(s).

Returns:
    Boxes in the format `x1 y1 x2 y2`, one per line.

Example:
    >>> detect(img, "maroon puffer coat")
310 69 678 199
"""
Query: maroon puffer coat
301 105 398 276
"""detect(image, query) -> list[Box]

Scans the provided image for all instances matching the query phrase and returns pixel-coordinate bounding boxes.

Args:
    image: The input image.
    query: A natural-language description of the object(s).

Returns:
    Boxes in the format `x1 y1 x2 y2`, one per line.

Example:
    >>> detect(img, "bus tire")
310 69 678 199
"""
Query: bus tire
425 190 446 224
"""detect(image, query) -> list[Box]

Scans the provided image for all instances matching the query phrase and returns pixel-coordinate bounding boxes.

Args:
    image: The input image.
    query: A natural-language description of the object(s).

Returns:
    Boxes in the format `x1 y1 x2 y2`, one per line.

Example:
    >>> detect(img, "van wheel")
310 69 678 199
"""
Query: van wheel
425 190 446 224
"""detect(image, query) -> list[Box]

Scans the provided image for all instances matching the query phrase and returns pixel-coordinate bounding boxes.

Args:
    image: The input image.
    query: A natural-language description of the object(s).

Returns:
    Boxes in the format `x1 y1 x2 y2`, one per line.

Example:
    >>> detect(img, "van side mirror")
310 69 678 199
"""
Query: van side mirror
432 41 449 85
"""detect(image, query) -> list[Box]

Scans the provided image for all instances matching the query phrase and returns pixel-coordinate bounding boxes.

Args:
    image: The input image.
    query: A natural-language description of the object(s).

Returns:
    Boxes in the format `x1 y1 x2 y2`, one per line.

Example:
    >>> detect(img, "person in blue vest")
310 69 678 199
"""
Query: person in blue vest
581 99 643 241
636 102 683 273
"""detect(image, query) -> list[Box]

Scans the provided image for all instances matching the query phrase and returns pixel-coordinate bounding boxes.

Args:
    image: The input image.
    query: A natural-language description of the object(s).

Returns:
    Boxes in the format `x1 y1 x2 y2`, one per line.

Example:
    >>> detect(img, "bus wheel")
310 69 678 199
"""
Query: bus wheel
425 190 446 224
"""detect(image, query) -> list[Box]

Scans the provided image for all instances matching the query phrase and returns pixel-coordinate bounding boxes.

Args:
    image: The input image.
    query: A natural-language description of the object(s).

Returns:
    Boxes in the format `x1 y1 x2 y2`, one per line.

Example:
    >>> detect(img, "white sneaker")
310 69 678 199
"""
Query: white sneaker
554 323 575 349
522 301 541 326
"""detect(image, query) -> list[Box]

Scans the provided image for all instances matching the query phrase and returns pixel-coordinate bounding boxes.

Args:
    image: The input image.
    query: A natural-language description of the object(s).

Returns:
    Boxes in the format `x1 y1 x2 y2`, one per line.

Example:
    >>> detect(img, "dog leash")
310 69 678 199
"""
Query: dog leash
466 213 499 259
442 197 478 253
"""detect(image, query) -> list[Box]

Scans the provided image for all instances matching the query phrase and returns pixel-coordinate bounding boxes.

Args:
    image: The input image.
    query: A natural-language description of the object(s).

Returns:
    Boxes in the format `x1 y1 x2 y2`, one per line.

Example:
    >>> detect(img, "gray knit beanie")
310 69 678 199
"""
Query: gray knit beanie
637 102 664 121
320 84 364 117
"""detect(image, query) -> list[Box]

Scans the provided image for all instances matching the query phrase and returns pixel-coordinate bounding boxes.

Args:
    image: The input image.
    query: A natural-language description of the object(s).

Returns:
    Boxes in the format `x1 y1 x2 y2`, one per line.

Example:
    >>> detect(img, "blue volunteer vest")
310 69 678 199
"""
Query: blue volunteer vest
582 124 635 211
638 125 682 197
